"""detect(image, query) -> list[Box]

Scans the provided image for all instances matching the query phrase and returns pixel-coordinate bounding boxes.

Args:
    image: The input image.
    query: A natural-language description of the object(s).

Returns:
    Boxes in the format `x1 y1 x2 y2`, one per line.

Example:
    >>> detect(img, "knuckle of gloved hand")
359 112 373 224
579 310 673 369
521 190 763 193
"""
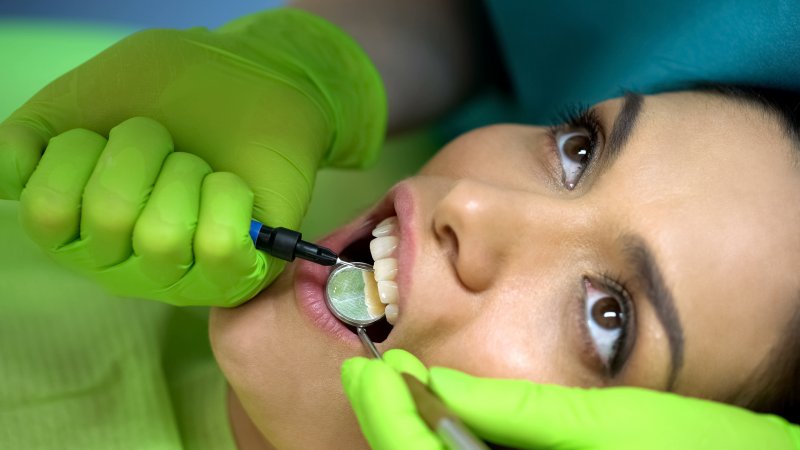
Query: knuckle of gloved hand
115 116 169 137
164 153 213 184
194 223 247 265
20 188 76 239
82 194 140 236
133 216 190 262
110 117 174 157
168 151 211 172
53 128 101 144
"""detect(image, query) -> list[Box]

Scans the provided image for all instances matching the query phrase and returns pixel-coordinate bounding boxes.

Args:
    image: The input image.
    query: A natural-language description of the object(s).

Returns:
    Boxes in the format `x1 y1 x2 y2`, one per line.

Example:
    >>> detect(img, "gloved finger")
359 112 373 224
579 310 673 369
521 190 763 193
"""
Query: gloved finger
132 152 211 286
194 171 276 305
429 367 605 449
79 117 174 268
0 69 88 200
341 357 443 450
432 368 800 450
382 349 430 384
19 128 106 249
0 120 51 200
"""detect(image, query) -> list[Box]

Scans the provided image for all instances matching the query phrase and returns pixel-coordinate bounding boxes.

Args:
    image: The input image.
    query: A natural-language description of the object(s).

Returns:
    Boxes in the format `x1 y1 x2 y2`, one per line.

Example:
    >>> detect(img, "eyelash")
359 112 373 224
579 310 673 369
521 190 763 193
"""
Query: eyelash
546 107 634 376
546 106 603 189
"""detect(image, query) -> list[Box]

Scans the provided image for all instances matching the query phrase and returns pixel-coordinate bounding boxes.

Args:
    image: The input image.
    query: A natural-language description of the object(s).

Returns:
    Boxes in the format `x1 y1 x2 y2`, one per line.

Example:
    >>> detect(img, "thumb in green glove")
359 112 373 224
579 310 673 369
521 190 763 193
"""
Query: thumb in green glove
2 8 386 306
342 349 800 450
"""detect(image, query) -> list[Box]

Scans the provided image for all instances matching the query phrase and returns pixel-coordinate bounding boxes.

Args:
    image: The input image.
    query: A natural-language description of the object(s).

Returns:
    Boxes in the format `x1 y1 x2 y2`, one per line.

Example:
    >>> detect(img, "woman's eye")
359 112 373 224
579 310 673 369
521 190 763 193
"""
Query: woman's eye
583 278 630 374
556 130 595 189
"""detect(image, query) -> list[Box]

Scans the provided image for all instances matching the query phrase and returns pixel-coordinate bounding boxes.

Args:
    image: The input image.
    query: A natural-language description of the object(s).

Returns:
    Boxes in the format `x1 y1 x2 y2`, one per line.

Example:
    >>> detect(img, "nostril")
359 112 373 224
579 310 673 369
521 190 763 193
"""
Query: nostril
435 220 479 289
435 223 459 260
433 192 503 293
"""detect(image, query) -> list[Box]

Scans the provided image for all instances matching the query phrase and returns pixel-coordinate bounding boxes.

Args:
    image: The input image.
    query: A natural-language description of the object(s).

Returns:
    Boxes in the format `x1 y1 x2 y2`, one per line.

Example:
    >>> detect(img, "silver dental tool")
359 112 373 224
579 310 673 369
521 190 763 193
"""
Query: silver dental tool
324 261 386 358
324 263 489 450
247 221 489 450
325 261 385 356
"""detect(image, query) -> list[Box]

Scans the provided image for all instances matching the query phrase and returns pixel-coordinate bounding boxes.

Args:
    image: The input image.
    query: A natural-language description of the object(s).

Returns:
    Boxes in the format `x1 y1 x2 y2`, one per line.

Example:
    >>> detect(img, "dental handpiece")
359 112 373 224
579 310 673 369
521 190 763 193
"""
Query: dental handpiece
249 219 341 266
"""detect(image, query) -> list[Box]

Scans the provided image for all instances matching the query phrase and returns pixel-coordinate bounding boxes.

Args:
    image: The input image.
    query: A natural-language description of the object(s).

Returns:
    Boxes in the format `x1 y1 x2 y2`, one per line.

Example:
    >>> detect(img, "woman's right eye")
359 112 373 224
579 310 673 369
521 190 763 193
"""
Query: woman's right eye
583 278 633 376
555 130 595 189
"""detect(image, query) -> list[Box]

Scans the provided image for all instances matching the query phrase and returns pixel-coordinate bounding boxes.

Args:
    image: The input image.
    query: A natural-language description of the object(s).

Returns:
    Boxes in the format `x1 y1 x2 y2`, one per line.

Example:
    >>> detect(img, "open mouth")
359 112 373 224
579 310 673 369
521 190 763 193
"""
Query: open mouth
294 183 413 348
337 215 400 343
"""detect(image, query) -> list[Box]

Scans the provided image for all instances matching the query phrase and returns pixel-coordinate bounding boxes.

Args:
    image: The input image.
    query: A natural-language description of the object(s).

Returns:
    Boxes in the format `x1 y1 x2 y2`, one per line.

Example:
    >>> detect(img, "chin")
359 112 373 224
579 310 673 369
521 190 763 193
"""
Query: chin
209 266 371 449
208 182 416 448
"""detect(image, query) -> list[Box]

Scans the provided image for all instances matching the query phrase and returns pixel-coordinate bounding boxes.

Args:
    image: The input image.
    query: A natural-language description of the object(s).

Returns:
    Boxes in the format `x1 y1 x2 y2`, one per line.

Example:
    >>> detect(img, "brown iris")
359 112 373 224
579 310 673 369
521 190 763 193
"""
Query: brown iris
591 296 623 329
562 133 592 164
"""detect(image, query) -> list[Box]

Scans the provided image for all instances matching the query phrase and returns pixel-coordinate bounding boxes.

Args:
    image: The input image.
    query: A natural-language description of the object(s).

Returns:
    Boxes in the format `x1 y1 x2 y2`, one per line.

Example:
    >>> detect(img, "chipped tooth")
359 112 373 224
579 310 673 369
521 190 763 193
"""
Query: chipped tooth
362 270 385 318
377 280 398 304
372 216 398 237
373 258 398 281
385 303 399 325
369 236 398 260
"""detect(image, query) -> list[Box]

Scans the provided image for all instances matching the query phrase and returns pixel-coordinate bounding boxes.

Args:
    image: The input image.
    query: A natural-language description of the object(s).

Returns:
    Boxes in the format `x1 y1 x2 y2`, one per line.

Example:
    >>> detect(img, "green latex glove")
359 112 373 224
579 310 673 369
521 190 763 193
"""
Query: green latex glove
1 8 386 306
342 350 800 450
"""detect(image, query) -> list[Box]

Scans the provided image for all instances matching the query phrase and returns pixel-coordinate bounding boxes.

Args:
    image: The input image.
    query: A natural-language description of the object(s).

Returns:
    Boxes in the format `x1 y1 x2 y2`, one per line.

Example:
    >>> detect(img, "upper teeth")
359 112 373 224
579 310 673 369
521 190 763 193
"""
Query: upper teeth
368 216 400 325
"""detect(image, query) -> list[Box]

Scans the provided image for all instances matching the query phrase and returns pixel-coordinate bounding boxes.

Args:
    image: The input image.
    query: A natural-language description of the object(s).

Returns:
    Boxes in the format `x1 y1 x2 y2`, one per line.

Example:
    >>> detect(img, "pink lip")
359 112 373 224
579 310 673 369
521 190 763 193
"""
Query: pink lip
293 182 417 345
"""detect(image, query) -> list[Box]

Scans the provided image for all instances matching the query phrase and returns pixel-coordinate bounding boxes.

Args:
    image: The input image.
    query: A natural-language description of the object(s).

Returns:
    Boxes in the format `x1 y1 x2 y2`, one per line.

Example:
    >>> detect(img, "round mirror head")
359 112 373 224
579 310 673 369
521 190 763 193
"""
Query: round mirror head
325 262 384 327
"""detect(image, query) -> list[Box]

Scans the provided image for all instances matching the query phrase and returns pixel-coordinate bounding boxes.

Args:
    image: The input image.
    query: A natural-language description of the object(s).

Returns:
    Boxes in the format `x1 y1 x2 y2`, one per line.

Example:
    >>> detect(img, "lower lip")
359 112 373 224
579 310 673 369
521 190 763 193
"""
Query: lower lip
293 218 375 345
294 185 407 344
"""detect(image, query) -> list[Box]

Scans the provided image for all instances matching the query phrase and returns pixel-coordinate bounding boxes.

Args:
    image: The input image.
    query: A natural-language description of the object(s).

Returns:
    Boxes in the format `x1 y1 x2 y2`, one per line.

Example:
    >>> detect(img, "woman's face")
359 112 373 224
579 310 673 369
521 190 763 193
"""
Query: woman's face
210 91 800 449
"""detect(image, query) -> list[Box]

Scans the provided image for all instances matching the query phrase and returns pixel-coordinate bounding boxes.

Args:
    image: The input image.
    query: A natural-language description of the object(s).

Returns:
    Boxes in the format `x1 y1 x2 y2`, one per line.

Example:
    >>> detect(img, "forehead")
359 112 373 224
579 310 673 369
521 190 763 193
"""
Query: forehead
597 91 800 395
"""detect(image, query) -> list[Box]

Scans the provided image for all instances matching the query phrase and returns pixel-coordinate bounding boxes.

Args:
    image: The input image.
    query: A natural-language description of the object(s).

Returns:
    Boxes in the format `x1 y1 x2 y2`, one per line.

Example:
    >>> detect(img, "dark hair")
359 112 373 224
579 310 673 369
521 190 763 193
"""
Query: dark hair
699 83 800 424
739 307 800 424
698 83 800 150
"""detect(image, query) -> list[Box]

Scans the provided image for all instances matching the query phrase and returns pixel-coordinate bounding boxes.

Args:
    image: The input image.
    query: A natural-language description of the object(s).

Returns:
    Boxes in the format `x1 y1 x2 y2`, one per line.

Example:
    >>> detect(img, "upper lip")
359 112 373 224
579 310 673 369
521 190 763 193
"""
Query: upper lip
293 181 416 346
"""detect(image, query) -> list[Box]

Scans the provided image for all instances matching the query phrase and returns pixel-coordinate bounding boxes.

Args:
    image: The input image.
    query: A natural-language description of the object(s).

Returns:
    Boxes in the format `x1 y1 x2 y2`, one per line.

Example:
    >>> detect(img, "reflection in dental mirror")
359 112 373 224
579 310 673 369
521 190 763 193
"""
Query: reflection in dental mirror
325 262 383 327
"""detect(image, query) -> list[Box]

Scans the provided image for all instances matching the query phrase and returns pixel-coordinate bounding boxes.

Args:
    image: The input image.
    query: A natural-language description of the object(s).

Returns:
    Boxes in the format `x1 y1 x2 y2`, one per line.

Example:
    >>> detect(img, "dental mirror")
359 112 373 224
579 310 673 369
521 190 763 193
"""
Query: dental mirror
325 262 488 450
325 262 384 357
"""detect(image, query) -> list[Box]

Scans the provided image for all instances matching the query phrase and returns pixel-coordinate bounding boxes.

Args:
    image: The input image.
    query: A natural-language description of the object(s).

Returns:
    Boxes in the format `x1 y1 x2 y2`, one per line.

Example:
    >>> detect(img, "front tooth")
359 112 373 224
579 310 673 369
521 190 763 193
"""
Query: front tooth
370 236 398 260
372 216 398 237
362 271 385 318
377 280 398 304
385 303 399 325
373 258 398 281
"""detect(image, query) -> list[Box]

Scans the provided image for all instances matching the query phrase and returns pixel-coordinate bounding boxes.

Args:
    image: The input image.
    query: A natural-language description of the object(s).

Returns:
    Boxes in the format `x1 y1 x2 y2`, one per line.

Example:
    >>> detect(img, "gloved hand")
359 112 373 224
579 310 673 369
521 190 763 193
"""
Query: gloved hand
342 350 800 450
1 8 386 306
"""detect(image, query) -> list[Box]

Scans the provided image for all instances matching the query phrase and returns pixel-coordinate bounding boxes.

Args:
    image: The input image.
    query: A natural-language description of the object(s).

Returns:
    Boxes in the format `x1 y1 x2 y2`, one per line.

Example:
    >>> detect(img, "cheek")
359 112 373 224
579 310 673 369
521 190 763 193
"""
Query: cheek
209 276 368 449
209 295 280 387
421 125 551 187
208 280 298 431
208 266 308 372
402 275 587 386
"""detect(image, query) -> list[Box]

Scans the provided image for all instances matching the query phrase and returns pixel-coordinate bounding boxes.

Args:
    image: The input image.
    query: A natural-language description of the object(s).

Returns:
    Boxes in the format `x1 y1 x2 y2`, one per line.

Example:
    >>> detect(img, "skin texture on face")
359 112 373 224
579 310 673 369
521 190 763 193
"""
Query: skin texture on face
210 91 800 449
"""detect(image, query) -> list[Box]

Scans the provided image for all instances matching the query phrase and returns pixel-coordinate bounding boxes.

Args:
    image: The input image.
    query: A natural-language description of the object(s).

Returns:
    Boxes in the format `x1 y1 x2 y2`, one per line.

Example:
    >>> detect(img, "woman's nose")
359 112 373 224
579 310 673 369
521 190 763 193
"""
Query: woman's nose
432 179 587 292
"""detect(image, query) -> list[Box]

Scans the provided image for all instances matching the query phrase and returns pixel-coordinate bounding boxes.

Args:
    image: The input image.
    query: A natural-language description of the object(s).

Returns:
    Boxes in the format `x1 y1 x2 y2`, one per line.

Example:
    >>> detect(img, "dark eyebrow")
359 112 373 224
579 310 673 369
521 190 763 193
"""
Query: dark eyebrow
586 92 684 385
623 234 685 390
600 93 684 387
602 92 644 168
